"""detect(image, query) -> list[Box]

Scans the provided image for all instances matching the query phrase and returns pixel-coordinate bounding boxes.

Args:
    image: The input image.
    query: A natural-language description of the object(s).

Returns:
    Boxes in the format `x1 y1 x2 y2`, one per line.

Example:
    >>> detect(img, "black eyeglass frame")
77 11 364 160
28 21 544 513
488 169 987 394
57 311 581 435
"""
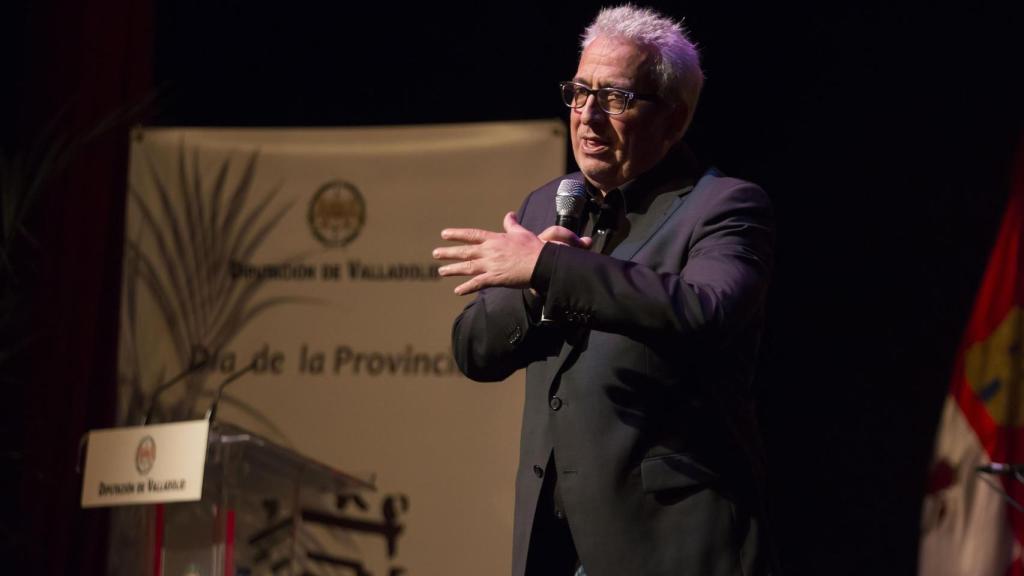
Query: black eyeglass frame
559 81 659 115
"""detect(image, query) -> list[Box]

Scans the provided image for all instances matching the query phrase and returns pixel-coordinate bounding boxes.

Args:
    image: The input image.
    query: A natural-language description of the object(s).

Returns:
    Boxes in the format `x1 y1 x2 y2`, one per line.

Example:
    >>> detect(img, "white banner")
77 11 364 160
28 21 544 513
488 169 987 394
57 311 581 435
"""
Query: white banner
118 121 566 575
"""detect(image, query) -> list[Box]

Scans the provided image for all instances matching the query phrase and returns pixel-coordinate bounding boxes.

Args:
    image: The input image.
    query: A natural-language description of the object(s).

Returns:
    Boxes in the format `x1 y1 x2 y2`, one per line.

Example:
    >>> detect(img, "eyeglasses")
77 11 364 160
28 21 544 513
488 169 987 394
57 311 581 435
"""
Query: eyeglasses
559 81 657 115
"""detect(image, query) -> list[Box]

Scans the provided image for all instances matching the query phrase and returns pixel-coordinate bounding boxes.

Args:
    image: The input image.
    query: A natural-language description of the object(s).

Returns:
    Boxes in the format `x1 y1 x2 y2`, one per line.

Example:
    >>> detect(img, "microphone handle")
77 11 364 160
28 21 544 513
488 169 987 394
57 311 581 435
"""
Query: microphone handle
556 215 583 236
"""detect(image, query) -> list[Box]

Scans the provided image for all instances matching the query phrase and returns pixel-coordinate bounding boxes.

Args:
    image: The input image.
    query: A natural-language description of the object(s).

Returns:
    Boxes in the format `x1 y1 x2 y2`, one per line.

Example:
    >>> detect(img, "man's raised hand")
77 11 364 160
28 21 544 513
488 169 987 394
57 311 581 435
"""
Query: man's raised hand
433 212 592 296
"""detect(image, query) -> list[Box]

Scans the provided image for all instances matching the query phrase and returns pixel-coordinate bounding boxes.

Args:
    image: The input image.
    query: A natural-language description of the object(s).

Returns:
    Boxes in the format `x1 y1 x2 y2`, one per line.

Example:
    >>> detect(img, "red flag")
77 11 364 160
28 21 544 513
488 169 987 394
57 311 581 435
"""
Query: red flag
920 140 1024 575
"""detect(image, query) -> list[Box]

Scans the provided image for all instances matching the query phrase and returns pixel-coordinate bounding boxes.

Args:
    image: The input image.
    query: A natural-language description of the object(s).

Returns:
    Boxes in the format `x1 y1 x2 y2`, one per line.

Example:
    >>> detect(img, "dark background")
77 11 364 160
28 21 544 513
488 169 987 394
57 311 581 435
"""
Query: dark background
2 1 1022 574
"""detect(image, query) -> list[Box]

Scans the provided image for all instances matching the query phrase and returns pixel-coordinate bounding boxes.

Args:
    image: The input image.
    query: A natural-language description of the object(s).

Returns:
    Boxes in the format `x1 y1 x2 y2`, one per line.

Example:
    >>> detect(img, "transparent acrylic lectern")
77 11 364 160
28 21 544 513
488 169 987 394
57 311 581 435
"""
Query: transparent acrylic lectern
116 422 378 576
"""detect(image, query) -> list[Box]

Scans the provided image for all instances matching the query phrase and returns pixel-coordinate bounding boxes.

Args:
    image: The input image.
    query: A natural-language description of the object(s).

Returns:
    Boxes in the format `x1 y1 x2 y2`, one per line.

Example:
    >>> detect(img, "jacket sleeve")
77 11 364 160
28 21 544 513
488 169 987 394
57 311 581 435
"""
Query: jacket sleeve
532 179 774 346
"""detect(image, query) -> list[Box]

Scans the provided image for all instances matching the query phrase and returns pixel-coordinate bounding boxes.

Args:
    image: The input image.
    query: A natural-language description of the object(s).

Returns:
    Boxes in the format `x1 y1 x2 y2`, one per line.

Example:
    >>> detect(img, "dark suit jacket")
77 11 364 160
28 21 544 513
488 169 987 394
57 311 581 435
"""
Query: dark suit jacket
452 149 774 576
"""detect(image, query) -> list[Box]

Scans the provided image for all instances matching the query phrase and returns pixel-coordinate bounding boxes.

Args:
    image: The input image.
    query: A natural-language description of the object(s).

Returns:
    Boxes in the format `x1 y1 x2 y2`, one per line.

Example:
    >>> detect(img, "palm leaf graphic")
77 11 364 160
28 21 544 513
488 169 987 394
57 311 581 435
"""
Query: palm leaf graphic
178 143 208 332
118 229 147 423
122 143 313 424
211 182 283 306
129 178 197 347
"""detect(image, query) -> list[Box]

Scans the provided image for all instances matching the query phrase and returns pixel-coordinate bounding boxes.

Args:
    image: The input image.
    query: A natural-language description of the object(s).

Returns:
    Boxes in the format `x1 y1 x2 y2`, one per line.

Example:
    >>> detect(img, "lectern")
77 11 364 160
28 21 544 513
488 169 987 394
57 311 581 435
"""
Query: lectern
84 422 377 576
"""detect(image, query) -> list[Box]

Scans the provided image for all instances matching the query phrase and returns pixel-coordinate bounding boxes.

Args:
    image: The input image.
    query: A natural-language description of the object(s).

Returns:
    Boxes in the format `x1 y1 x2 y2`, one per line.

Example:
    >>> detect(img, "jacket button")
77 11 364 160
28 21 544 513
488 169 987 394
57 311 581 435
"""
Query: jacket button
549 396 563 411
533 465 544 478
507 323 523 344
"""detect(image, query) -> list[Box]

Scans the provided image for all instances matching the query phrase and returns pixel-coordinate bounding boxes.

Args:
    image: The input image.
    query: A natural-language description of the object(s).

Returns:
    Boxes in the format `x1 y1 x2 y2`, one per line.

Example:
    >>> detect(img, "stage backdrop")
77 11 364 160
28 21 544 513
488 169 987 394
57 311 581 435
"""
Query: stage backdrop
116 121 566 575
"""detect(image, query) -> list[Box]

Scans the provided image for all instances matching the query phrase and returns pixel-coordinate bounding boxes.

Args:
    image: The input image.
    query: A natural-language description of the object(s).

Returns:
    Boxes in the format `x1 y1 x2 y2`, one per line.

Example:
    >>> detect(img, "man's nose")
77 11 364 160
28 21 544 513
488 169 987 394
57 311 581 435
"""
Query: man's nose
578 94 606 125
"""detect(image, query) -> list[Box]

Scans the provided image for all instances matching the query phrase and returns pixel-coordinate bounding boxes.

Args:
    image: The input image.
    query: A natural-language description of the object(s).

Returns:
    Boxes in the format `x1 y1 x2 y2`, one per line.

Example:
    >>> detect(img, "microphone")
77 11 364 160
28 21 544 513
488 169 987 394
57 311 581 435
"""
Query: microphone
976 462 1024 475
141 353 211 425
555 179 588 236
204 362 258 424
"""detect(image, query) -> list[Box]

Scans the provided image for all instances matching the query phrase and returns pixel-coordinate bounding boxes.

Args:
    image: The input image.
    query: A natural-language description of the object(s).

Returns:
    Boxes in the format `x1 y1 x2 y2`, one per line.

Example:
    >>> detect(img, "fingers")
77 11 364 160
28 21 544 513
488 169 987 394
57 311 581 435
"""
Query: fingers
436 259 480 277
454 277 485 296
538 226 592 249
502 211 521 233
432 244 480 262
434 213 538 296
434 257 489 296
440 227 494 244
433 226 494 263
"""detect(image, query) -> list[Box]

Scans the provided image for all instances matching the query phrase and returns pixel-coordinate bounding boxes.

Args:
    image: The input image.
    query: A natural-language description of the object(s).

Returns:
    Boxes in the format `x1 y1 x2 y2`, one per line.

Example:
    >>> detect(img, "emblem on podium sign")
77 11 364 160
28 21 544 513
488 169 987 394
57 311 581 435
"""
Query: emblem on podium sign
135 435 156 475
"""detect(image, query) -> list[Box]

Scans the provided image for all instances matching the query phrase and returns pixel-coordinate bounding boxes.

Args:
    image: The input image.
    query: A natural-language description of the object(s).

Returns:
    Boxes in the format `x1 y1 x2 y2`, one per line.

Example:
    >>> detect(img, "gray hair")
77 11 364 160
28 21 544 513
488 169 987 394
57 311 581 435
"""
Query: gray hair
581 5 703 129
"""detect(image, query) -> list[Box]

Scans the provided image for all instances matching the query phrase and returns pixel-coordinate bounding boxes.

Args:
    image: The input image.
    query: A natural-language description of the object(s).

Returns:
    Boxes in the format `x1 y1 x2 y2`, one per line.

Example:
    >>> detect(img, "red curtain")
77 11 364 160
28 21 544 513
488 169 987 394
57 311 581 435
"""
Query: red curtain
10 0 153 574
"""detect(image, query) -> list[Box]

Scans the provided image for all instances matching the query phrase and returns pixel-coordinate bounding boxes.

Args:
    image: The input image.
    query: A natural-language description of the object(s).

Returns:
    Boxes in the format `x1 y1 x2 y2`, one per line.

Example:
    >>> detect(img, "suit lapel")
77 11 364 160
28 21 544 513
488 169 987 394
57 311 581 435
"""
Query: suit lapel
609 183 694 262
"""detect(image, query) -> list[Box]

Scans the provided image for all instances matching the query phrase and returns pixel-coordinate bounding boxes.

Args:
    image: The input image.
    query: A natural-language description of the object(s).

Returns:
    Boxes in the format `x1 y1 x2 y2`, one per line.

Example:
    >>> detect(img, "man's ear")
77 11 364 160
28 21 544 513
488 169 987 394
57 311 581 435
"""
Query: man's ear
667 101 690 142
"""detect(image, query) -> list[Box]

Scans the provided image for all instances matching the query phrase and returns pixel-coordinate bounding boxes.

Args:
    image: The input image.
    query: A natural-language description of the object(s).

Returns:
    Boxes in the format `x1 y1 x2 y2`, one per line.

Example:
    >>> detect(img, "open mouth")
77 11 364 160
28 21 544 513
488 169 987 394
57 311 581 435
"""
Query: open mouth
579 136 610 154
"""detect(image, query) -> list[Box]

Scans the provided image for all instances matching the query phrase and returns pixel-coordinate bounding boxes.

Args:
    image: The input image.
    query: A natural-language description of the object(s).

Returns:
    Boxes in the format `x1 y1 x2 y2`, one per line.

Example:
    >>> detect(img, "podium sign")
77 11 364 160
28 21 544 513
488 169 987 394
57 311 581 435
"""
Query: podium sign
81 420 209 507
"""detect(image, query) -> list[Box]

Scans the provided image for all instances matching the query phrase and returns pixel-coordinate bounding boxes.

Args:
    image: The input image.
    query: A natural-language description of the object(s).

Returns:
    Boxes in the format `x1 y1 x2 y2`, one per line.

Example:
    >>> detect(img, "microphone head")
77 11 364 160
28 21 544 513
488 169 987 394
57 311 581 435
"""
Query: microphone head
555 179 588 219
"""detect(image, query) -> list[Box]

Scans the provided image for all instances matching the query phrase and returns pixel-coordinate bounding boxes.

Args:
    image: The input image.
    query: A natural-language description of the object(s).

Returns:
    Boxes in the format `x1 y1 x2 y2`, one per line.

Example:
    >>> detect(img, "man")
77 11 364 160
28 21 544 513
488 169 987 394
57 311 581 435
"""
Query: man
432 5 774 575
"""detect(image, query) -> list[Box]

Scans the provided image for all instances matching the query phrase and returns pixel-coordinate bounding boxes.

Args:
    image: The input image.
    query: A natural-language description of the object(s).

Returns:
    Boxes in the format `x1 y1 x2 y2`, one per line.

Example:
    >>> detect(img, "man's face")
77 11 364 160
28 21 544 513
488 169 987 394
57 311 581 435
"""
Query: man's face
570 36 685 193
